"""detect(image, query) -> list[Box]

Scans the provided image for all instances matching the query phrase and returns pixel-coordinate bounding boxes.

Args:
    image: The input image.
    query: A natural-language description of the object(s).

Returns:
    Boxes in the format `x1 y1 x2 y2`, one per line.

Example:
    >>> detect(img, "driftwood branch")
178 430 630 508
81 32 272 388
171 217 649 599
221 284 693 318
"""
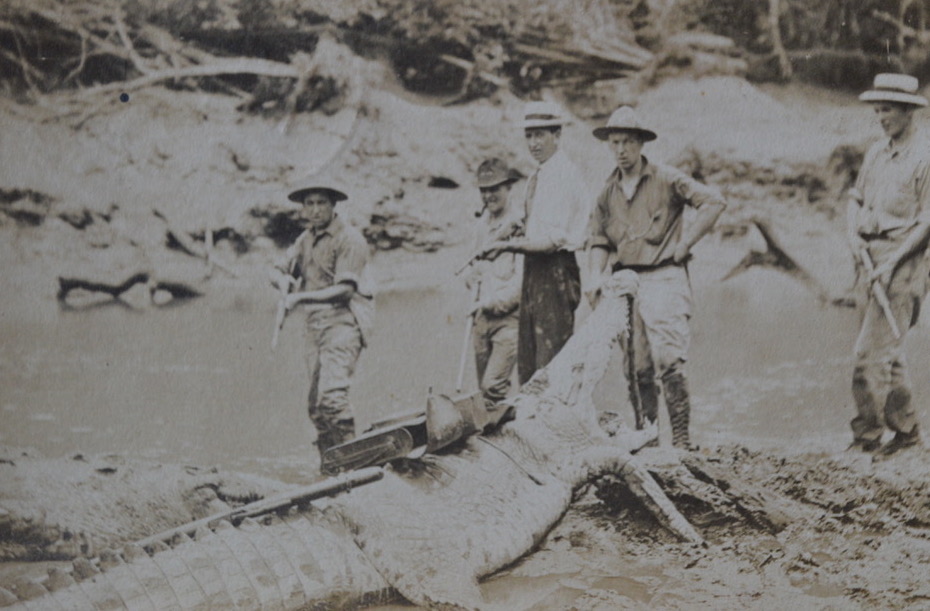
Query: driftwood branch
113 9 152 75
872 9 930 44
74 57 299 98
439 54 509 86
769 0 792 79
11 28 40 96
63 30 89 84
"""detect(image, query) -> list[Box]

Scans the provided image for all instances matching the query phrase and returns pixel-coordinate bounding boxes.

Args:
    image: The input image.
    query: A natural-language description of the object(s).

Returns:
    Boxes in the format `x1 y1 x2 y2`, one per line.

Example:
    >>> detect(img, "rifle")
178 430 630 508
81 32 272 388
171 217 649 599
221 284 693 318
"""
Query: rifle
271 274 297 351
860 248 902 339
455 218 524 276
625 294 645 430
134 467 383 549
455 281 481 393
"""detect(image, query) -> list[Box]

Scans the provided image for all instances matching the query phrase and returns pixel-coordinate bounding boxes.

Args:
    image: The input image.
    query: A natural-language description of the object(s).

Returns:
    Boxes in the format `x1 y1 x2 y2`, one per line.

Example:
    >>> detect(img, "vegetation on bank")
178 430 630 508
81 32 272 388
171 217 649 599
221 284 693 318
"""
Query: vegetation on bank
3 0 930 111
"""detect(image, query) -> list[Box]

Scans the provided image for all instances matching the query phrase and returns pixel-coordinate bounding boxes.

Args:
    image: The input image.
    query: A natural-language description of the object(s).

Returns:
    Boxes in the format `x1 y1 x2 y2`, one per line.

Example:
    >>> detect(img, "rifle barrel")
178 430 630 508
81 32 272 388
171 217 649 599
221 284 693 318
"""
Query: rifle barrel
135 467 383 548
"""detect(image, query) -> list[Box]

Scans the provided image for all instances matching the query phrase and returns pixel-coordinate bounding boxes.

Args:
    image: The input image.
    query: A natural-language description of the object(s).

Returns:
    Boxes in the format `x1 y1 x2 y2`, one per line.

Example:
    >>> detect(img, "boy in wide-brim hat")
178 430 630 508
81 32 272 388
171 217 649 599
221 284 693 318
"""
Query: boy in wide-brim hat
274 179 373 469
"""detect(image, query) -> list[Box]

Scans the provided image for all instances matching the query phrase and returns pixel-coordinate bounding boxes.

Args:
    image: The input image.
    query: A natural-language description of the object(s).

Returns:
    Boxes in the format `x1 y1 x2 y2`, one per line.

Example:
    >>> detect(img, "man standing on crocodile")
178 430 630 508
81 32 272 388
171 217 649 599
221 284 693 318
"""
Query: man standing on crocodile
586 106 726 449
273 181 374 467
846 73 930 458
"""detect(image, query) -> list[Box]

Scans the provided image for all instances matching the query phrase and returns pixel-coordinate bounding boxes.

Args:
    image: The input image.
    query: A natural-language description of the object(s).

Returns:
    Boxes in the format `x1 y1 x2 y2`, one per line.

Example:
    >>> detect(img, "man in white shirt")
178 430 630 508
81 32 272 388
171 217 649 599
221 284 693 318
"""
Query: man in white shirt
479 102 590 384
846 73 930 457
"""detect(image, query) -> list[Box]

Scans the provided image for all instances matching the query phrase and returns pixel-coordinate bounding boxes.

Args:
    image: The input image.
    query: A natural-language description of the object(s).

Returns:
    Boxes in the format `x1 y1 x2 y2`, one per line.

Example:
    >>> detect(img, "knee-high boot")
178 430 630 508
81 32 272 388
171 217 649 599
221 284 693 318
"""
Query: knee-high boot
638 371 659 426
662 370 691 449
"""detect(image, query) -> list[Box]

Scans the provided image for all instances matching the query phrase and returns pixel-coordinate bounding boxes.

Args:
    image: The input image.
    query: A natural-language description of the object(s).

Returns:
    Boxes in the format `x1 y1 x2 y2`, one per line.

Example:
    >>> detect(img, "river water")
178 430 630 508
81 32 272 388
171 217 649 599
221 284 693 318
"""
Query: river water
2 269 930 484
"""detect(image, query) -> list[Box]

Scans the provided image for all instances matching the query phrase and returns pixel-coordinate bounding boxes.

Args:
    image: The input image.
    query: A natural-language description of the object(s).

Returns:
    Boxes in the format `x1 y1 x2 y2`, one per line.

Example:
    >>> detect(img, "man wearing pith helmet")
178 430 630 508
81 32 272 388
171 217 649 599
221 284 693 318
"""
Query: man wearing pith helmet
273 181 374 468
465 158 523 405
587 106 726 450
845 73 930 458
478 101 591 385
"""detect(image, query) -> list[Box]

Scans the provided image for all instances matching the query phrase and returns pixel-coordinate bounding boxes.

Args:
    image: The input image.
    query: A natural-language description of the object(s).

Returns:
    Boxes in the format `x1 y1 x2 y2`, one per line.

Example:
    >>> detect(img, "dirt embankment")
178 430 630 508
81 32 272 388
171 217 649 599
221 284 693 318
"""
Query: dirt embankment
0 71 879 314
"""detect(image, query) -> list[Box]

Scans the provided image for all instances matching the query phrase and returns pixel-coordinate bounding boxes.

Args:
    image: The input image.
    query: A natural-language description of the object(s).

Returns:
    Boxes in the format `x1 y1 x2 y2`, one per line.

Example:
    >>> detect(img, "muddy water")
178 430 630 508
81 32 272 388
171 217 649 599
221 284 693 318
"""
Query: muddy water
0 272 930 481
3 272 930 610
2 275 929 482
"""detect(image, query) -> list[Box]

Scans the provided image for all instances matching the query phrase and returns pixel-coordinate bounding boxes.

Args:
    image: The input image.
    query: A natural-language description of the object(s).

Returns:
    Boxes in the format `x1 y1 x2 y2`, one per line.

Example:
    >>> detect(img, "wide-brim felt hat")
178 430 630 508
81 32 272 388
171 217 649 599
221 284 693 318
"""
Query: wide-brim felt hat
521 100 569 129
287 182 348 204
476 158 521 189
593 105 657 141
859 73 928 107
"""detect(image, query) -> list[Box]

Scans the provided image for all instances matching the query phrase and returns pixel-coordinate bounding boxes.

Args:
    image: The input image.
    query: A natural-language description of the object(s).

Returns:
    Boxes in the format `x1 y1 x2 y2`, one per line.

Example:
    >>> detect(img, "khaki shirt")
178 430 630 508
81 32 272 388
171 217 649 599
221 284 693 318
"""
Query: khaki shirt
469 209 522 316
850 130 930 248
588 158 725 267
282 216 374 345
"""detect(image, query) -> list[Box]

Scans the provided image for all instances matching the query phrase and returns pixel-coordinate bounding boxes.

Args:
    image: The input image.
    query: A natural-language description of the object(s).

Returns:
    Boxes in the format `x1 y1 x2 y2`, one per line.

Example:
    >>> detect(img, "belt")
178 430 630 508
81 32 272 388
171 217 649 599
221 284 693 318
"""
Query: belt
859 231 891 241
612 256 687 274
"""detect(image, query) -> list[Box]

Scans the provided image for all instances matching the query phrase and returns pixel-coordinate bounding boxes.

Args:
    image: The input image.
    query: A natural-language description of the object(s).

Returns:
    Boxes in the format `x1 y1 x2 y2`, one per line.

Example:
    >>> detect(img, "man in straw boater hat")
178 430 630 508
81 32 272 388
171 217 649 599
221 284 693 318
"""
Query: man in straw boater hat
464 158 523 406
586 106 726 449
477 101 592 384
845 73 930 458
272 180 374 468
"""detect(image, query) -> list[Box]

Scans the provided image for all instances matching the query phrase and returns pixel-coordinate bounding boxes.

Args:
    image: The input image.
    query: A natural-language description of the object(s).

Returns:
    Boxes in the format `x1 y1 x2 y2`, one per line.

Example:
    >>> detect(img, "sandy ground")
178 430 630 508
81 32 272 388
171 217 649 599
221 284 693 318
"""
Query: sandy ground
1 72 929 608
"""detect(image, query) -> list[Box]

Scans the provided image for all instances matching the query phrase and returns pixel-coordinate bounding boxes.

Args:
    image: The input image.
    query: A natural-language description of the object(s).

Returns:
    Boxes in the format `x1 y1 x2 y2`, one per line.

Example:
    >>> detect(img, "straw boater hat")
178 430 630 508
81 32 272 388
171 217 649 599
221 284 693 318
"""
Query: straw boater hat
521 101 569 129
287 181 348 204
476 158 520 189
592 106 657 142
859 73 928 107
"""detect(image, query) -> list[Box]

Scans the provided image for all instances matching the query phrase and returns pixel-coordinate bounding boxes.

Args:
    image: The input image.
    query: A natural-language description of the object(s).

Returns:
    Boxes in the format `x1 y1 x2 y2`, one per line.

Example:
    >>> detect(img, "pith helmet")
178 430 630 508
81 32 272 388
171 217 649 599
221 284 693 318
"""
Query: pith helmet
593 106 657 142
476 158 520 189
521 101 569 129
859 73 928 107
287 181 348 204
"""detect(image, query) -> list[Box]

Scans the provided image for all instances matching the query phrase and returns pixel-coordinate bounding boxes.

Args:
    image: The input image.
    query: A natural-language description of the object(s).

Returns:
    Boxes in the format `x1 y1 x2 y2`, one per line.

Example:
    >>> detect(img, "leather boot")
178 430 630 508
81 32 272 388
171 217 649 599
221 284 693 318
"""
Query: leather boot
315 418 356 471
636 370 660 447
638 373 659 426
662 370 692 449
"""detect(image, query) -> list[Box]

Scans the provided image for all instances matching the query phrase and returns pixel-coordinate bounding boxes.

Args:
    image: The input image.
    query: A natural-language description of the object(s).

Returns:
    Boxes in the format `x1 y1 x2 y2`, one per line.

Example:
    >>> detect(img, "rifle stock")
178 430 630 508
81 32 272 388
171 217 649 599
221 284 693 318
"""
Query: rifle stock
271 275 296 351
860 248 902 339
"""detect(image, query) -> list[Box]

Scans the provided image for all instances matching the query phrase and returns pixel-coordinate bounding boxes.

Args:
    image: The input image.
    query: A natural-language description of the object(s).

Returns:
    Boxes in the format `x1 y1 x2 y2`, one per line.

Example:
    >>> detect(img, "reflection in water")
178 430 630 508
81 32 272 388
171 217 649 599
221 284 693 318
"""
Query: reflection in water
1 279 928 482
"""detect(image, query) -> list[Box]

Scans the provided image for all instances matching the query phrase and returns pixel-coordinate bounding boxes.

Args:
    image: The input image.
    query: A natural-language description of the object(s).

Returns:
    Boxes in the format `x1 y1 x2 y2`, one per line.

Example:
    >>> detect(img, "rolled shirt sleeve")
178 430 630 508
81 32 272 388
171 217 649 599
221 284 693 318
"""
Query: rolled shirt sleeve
670 168 725 210
333 231 369 289
586 188 612 251
915 155 930 224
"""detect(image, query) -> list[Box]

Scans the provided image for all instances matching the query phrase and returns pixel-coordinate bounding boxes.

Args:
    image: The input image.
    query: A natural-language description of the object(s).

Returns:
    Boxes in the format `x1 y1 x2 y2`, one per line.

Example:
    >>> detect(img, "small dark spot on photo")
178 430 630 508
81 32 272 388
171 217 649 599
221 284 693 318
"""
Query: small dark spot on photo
119 93 130 103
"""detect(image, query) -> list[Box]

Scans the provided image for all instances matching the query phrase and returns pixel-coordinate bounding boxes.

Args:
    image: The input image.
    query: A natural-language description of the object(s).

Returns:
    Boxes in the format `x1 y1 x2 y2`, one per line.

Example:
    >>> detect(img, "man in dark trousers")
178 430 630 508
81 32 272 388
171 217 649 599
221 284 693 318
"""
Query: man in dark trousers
273 181 373 465
479 101 591 384
846 73 930 457
587 106 726 449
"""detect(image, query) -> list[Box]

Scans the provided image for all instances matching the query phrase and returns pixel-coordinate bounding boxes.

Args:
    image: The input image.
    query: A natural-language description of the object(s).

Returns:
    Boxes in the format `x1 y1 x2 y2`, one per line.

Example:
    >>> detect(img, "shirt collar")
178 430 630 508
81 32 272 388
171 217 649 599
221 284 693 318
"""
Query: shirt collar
884 126 923 156
537 148 565 171
611 155 653 182
310 215 344 240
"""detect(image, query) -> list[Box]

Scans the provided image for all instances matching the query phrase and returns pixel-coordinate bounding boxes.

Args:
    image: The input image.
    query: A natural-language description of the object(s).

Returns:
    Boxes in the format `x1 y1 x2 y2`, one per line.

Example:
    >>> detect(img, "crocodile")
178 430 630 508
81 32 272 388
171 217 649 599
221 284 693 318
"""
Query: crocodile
1 271 701 610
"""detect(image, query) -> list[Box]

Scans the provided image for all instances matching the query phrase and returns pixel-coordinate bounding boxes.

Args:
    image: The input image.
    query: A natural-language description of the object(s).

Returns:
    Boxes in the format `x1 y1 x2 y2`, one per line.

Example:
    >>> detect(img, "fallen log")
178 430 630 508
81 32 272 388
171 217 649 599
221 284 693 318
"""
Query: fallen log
57 272 150 302
72 57 300 98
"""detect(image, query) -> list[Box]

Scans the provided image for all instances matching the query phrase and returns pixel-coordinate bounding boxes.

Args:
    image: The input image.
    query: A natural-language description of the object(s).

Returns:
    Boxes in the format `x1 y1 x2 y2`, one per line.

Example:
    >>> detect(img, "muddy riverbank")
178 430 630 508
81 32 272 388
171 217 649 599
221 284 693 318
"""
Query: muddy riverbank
3 68 930 608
